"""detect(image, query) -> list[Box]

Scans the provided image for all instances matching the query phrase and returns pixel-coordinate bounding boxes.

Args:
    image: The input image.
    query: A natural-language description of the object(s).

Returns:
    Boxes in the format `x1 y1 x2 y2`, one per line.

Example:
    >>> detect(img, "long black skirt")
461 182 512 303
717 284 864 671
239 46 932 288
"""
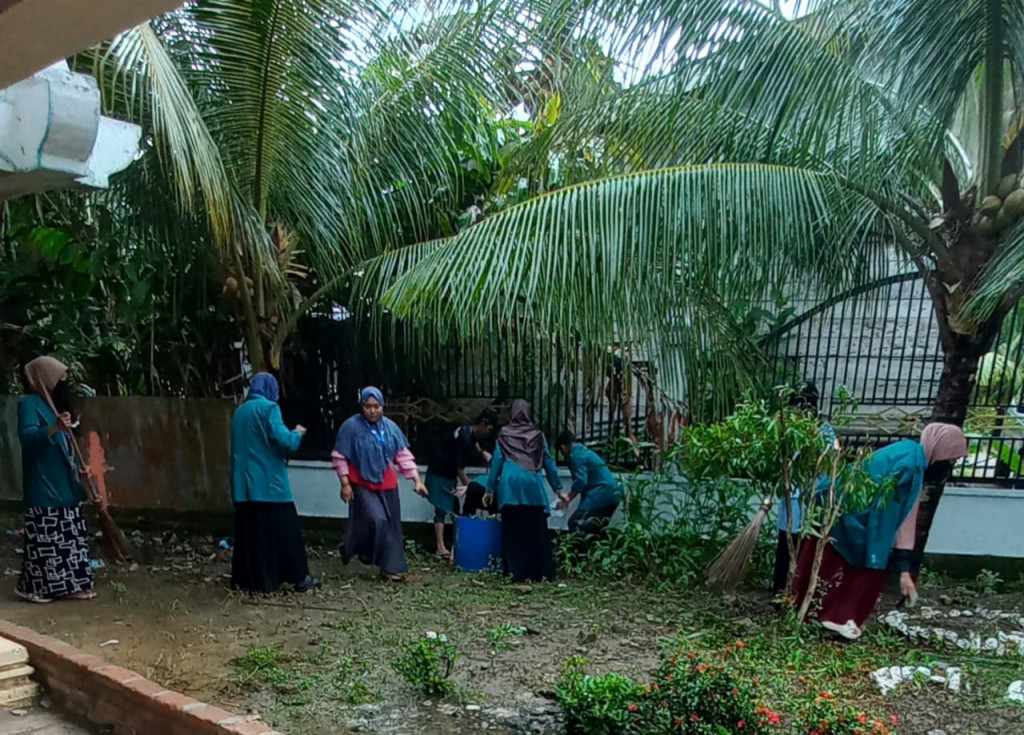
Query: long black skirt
342 485 408 575
231 502 310 594
17 506 93 601
501 505 555 583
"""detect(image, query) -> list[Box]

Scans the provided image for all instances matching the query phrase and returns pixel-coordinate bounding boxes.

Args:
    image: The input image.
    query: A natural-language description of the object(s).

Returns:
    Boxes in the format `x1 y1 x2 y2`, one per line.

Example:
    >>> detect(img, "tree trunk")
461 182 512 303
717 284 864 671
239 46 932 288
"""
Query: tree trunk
917 286 1005 574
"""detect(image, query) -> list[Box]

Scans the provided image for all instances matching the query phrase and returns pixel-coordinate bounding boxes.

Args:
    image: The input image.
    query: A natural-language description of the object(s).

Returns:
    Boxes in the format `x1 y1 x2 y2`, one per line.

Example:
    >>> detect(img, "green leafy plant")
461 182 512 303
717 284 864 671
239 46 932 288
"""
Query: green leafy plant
793 693 898 735
392 634 457 696
487 623 526 651
557 644 782 735
976 568 1004 596
555 656 644 735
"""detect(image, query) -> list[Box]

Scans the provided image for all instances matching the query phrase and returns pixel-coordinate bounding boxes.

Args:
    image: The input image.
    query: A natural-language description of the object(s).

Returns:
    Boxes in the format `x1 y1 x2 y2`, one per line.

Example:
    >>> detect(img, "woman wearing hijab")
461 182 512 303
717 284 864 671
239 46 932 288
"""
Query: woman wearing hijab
790 423 967 640
230 373 319 594
485 400 563 583
332 387 427 581
16 356 94 603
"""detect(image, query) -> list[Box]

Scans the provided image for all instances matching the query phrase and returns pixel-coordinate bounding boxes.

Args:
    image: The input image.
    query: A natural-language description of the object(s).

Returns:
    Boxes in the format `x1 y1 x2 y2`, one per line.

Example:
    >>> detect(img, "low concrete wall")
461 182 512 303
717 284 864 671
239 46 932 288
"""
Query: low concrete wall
0 396 233 512
289 461 1024 559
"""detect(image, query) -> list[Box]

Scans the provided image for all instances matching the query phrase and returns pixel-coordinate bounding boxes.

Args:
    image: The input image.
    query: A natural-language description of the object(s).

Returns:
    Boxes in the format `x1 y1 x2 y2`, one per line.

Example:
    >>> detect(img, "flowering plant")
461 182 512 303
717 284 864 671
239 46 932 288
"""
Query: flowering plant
557 643 783 735
793 692 899 735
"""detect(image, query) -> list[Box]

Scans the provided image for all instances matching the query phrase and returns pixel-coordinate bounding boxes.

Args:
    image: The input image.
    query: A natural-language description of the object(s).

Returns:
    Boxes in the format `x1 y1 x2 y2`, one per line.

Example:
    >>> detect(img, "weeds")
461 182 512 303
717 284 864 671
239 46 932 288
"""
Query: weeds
234 644 375 706
392 633 457 696
487 623 526 651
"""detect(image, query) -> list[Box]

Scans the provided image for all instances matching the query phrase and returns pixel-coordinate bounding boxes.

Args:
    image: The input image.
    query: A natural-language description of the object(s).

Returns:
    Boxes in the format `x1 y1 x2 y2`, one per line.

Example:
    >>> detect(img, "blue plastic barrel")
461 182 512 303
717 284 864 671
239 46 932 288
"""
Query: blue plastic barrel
453 516 502 573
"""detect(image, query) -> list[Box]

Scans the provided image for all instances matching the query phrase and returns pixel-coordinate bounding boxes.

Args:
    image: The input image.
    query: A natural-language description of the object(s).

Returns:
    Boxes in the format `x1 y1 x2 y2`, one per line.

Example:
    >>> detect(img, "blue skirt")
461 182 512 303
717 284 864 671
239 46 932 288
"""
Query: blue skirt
343 485 408 575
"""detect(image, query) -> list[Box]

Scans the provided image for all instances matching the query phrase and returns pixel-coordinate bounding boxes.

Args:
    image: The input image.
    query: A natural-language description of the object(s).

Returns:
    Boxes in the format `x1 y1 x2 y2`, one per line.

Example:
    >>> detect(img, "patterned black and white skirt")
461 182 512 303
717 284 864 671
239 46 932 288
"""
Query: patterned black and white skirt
17 506 93 601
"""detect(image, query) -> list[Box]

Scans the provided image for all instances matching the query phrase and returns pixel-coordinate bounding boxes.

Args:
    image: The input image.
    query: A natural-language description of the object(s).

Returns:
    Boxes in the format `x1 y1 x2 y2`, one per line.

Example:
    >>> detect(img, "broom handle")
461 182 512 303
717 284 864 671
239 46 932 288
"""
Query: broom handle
40 392 102 506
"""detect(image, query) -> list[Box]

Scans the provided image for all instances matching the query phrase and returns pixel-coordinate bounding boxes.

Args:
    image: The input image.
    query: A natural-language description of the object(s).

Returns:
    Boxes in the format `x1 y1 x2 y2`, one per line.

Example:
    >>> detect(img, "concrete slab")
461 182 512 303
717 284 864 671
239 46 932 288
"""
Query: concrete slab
0 709 93 735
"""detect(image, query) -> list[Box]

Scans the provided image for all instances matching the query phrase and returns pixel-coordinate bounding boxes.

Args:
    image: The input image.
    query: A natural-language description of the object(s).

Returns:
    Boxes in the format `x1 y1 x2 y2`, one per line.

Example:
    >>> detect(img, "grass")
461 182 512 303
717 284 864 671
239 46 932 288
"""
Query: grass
233 643 376 709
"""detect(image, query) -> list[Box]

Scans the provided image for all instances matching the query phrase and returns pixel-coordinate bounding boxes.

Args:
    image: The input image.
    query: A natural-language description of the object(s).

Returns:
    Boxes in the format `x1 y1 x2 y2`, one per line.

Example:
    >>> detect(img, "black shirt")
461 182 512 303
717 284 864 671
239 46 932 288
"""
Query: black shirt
427 423 483 479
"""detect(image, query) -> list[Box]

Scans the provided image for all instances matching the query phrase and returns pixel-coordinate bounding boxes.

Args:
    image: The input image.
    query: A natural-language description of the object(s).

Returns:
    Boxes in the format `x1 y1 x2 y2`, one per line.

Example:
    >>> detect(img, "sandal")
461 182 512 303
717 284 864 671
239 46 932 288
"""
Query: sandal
67 590 97 601
15 589 52 604
434 551 451 560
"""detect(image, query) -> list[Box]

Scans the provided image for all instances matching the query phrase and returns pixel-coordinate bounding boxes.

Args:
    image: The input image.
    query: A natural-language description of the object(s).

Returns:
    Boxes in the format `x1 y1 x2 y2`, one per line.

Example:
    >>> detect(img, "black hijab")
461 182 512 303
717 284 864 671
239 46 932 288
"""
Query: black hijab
497 400 545 472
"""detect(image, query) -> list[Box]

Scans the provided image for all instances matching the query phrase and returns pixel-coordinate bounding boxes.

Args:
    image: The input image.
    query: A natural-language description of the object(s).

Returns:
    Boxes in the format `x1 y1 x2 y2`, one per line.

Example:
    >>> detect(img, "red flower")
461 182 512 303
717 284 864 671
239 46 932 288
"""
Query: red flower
818 691 834 699
858 713 869 724
889 715 900 724
730 688 739 697
737 720 746 729
688 651 697 660
674 718 682 726
736 641 746 649
696 664 709 673
769 712 781 725
627 703 638 713
691 714 701 722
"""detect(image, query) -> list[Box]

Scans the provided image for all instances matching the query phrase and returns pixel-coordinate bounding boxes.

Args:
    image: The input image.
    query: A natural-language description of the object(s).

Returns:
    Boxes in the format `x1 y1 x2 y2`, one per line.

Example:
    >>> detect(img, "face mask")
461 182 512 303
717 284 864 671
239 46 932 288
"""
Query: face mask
51 380 75 418
924 459 953 484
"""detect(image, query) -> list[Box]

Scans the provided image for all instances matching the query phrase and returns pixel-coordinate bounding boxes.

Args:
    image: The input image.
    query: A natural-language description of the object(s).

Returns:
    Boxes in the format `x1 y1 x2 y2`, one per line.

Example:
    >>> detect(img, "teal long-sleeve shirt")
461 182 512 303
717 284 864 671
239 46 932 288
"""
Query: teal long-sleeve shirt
566 444 623 512
18 394 86 509
486 442 562 512
230 395 303 504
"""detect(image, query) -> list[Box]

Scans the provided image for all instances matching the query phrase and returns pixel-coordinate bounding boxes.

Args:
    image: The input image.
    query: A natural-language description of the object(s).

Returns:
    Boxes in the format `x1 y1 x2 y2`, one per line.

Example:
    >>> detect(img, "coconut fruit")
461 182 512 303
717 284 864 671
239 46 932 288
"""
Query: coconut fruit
998 174 1019 199
980 195 1002 216
1004 189 1024 219
222 276 239 297
978 216 998 237
996 208 1010 231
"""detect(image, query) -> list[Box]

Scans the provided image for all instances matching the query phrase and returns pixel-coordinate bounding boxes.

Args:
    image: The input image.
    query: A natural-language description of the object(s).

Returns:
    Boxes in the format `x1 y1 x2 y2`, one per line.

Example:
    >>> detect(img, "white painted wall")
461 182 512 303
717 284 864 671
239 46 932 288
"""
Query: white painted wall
288 461 1024 559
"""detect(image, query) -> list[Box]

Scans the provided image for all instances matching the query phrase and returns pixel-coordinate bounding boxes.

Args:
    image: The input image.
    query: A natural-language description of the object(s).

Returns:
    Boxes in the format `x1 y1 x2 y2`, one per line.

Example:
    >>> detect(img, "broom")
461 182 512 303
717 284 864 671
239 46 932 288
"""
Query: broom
706 401 792 592
42 392 134 564
705 497 773 592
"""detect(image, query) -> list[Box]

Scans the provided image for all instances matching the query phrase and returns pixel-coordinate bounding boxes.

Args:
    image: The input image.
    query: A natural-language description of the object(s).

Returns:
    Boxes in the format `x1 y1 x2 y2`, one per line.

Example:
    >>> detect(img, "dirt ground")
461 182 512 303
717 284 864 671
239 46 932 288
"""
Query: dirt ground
0 524 1021 735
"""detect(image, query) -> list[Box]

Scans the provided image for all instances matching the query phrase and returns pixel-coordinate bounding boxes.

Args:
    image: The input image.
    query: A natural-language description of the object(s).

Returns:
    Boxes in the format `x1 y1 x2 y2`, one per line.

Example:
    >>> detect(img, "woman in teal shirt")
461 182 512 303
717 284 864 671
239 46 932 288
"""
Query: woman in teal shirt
230 373 319 594
16 356 94 603
485 401 562 582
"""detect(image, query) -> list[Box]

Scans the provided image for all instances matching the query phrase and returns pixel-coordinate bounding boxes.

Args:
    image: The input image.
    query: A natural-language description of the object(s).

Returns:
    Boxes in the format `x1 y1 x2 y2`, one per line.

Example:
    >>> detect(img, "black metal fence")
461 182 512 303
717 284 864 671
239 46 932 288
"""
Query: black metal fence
278 319 654 463
280 273 1024 487
769 273 1024 488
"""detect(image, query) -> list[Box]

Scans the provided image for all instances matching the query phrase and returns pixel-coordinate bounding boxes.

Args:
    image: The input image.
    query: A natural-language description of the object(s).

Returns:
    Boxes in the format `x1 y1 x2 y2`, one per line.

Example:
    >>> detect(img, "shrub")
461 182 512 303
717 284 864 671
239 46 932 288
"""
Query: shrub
392 633 457 696
633 643 781 734
557 645 782 735
793 693 899 735
556 656 644 734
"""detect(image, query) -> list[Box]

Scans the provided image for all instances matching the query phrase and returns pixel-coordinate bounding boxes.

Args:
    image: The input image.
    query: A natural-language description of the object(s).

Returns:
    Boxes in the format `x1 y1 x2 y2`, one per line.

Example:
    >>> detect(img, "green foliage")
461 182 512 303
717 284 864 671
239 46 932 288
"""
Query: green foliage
557 644 782 735
234 644 376 706
555 656 644 735
391 634 457 696
486 623 526 651
975 568 1004 596
559 450 758 589
792 693 898 735
680 391 829 502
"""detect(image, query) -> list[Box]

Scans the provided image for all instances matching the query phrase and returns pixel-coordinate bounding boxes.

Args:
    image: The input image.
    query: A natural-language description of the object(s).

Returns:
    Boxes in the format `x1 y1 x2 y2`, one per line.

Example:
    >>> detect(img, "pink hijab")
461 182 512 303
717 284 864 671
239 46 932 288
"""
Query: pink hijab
24 356 68 398
894 423 968 551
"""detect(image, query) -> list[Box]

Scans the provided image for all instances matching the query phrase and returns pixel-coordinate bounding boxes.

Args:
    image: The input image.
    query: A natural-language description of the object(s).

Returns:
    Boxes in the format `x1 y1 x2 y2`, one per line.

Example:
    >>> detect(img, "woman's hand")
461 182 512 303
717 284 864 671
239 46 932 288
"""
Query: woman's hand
49 412 72 437
482 493 493 508
295 424 307 437
340 480 353 503
414 478 429 497
899 571 917 600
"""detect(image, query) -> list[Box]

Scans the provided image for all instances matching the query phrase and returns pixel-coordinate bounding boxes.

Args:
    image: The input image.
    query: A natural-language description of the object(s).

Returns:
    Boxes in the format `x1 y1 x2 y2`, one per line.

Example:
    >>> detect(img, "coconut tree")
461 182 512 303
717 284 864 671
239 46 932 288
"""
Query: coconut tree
72 0 553 371
376 0 1024 556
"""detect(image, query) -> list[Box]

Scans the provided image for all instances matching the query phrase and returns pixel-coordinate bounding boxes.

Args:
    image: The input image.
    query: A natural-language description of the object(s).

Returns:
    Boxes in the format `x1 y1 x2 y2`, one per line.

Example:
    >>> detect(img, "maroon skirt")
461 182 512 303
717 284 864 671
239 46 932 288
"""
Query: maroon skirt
790 539 886 630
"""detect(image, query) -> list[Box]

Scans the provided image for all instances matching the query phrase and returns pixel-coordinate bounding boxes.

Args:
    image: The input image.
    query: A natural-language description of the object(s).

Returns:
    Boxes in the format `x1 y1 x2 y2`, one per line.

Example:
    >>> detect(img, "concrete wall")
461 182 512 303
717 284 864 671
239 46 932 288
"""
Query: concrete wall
0 396 233 512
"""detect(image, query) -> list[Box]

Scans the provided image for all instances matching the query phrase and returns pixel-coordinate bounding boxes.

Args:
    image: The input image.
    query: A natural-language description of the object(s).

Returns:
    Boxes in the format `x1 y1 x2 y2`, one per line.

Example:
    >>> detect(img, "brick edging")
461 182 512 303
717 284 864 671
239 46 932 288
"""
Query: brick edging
0 620 283 735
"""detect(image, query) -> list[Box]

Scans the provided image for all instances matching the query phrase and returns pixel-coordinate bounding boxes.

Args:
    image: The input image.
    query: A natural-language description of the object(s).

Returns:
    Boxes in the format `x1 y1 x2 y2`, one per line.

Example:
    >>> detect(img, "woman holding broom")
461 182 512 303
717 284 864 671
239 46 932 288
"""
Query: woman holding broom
15 356 95 603
790 423 967 640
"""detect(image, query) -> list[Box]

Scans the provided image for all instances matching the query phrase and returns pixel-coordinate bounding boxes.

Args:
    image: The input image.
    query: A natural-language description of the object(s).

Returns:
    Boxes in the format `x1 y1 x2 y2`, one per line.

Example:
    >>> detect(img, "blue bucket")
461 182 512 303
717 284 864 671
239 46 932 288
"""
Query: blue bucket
453 516 502 573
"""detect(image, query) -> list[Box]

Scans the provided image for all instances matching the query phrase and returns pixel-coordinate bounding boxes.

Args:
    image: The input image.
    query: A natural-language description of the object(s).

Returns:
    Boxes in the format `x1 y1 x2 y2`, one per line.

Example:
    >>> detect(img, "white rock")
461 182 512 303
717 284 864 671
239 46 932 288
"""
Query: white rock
466 705 481 712
1008 681 1024 704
